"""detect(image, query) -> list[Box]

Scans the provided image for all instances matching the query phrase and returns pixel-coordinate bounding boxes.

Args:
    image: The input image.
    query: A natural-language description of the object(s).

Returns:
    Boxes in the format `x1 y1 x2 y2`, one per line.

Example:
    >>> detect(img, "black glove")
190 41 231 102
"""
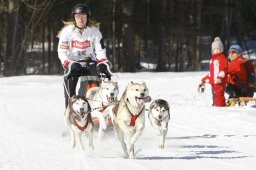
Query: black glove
97 63 112 80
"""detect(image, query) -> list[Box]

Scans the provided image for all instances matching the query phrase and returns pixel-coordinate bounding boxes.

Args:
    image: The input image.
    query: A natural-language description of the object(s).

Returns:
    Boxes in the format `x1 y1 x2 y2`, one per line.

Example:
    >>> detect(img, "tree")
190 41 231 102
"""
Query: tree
156 0 167 71
1 0 256 76
121 0 135 72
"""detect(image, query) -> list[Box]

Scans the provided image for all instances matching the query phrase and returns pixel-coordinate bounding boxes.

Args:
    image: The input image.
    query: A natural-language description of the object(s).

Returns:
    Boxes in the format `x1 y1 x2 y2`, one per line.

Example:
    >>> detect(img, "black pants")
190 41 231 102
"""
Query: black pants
225 83 254 98
63 63 98 108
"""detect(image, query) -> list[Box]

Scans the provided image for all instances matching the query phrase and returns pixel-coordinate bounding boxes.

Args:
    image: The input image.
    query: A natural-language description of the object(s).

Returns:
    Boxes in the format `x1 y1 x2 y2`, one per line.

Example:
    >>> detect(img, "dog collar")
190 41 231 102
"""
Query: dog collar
150 113 169 126
73 115 89 131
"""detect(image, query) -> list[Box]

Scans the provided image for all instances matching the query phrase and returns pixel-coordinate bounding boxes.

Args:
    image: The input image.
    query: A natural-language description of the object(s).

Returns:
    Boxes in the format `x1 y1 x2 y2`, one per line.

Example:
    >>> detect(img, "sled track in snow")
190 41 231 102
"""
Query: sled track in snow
171 123 256 142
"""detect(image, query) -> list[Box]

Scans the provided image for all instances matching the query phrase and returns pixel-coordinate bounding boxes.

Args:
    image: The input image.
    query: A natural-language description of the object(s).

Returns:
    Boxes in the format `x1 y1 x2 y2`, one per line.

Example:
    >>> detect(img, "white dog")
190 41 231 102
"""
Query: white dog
112 81 151 159
148 99 170 149
86 81 119 141
64 96 94 150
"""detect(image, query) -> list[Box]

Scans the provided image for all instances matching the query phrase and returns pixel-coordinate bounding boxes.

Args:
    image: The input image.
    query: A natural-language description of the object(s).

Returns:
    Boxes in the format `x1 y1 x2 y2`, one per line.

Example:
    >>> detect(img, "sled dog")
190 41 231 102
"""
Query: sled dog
112 81 151 159
64 96 94 150
148 99 170 149
86 81 119 141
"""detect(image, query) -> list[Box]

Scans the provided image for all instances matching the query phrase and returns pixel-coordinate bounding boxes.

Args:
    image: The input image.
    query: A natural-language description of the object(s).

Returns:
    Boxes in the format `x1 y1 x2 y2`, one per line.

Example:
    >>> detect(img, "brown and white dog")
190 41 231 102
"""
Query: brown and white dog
148 99 170 149
86 81 119 142
64 96 94 150
112 81 151 159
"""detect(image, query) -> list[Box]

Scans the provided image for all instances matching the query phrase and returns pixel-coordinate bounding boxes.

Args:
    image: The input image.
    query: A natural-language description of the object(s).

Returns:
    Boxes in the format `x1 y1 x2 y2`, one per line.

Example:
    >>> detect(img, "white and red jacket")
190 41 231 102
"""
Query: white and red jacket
202 53 228 85
58 25 107 67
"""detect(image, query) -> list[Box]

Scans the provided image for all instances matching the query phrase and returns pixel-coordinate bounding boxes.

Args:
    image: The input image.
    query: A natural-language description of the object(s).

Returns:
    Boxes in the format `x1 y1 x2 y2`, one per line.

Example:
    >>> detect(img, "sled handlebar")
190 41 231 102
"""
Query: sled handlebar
76 59 97 64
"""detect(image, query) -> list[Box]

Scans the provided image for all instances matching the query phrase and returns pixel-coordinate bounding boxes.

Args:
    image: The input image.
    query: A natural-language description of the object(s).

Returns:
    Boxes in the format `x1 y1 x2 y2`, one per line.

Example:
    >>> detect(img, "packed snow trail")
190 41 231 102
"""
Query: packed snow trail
0 73 256 170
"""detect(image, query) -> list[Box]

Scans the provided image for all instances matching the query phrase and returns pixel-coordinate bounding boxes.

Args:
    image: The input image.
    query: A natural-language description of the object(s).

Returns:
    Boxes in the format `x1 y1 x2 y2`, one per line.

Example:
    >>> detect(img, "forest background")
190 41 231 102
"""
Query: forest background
1 0 256 76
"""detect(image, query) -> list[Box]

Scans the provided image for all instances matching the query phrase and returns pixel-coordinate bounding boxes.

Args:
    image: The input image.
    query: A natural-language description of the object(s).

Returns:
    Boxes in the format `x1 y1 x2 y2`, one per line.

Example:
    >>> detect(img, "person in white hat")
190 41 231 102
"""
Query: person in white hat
199 37 228 107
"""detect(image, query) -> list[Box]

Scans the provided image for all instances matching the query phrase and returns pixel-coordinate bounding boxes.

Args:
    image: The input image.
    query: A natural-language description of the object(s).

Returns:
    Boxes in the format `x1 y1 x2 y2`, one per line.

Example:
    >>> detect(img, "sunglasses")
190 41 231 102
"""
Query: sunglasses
229 51 238 55
74 14 87 19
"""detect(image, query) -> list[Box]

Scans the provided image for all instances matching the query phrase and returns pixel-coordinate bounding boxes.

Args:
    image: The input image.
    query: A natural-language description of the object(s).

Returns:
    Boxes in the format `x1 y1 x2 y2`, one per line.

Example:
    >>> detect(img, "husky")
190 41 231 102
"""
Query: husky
64 96 94 150
112 81 151 159
86 81 119 141
148 99 170 149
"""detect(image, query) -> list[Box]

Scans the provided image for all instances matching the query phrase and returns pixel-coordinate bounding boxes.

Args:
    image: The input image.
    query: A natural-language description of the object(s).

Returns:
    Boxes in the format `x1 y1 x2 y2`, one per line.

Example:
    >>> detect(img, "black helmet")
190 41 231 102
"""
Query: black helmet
71 3 91 18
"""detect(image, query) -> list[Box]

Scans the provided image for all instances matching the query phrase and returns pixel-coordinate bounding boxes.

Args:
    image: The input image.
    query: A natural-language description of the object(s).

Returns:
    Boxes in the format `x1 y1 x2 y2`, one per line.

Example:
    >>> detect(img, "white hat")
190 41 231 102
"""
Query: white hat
211 37 224 52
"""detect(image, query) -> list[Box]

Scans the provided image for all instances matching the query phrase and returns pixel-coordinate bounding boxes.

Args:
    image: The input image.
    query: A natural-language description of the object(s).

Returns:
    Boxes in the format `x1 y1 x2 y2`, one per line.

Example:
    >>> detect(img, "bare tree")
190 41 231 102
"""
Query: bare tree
121 0 135 72
3 0 57 76
156 0 167 71
194 0 202 70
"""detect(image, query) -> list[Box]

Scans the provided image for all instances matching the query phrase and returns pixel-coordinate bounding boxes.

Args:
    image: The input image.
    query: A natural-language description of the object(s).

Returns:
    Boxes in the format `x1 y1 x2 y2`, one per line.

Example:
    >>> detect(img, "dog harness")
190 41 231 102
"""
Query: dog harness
130 114 139 126
111 97 145 127
72 114 89 131
150 113 169 127
129 106 144 126
99 103 108 112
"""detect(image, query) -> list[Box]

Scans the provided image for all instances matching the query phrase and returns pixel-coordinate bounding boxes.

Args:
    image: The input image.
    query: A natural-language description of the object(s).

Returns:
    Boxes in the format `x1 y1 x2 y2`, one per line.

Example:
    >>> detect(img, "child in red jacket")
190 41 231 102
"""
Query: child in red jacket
199 37 228 106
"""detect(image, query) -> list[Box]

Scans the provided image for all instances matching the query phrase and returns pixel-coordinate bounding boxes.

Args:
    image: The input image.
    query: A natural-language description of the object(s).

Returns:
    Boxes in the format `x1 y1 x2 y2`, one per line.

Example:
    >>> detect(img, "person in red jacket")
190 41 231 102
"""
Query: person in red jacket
199 37 228 107
225 44 255 98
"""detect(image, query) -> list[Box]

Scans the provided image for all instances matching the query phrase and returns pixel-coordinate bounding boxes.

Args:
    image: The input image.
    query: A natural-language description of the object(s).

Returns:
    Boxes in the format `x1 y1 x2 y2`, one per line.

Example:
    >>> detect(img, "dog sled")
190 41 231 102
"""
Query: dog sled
78 77 115 126
226 97 256 107
64 60 113 126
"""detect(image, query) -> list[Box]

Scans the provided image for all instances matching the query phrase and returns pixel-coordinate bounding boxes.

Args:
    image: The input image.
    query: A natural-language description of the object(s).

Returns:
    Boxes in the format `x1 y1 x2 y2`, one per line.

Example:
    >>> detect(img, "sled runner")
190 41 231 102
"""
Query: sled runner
226 97 256 107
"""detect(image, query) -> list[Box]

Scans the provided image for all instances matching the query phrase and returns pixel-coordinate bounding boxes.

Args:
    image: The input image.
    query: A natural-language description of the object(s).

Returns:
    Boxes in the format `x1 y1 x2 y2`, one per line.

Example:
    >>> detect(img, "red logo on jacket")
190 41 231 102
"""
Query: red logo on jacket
72 40 91 49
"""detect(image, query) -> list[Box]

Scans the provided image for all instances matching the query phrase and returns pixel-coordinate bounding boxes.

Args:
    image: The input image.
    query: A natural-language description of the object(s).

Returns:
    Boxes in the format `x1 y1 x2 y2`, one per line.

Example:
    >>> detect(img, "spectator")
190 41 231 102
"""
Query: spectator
199 37 228 107
226 44 255 98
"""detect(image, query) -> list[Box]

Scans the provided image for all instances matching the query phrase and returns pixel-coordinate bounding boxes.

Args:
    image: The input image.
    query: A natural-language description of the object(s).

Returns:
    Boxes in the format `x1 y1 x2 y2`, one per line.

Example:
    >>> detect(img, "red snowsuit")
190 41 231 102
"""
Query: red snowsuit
227 55 255 97
202 53 228 106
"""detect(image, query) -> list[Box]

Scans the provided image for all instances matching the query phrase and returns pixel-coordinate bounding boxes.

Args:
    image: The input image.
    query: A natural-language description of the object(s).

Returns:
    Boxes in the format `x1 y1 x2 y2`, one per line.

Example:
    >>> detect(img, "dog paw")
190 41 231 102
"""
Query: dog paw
157 132 162 136
129 154 136 159
61 131 68 137
162 126 167 130
122 153 129 159
99 120 107 130
159 145 164 149
88 146 94 151
102 124 107 130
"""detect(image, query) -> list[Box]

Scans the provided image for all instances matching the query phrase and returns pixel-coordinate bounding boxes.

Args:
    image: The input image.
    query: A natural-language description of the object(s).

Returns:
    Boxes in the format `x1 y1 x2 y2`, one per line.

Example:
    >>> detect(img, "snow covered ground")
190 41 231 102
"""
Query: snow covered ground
0 72 256 170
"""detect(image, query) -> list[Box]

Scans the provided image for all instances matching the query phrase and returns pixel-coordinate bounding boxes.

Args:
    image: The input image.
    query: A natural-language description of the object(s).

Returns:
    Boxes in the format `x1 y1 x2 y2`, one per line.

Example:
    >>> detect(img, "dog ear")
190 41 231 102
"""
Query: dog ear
130 81 134 85
165 102 170 111
161 100 169 111
150 101 155 110
68 97 72 105
68 97 76 106
142 81 146 86
81 95 88 102
120 87 128 101
87 102 91 112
